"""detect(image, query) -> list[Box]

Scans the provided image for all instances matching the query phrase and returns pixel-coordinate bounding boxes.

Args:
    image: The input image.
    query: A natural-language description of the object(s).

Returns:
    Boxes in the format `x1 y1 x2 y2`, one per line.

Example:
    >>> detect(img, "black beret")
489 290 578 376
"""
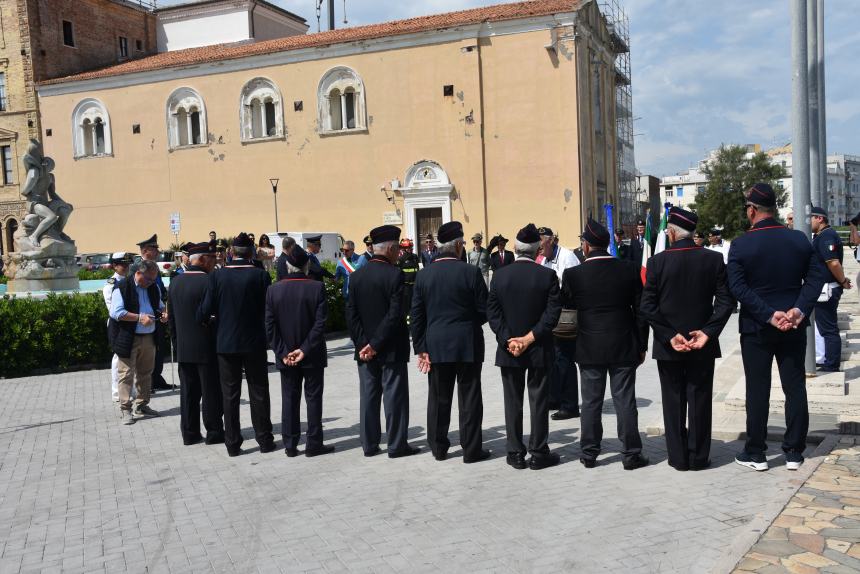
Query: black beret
286 244 309 268
369 225 401 244
233 232 253 247
581 218 610 248
438 221 464 243
668 207 698 232
136 234 158 248
538 226 554 237
516 223 540 244
363 235 373 245
186 242 214 256
306 235 322 244
811 206 828 219
746 183 776 207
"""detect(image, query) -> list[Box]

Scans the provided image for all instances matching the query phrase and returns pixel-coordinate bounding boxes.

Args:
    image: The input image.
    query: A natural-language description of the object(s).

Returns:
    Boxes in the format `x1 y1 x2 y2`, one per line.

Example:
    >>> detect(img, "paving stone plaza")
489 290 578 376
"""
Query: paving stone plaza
2 315 852 573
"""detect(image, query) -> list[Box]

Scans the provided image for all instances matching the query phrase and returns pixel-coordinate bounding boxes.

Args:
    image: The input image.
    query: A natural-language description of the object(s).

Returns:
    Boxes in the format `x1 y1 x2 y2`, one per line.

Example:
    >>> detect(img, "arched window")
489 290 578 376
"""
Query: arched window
166 87 208 150
5 218 17 253
318 67 366 134
71 98 112 158
239 77 283 142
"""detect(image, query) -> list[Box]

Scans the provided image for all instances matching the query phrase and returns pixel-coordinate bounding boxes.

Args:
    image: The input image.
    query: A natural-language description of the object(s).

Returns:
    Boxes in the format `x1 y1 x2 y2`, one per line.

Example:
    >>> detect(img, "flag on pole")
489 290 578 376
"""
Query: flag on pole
640 210 652 284
605 204 617 257
654 203 671 255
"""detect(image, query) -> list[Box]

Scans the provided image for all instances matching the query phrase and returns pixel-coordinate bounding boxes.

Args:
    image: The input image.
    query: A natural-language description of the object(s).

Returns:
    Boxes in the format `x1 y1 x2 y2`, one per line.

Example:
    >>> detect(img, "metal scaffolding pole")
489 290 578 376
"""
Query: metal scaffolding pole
328 0 335 31
817 0 828 210
791 0 817 375
807 0 821 209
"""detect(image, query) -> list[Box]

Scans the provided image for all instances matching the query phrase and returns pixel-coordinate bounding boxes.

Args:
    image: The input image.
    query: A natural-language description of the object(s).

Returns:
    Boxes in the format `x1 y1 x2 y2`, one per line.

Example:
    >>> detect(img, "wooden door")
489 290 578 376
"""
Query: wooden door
415 207 443 241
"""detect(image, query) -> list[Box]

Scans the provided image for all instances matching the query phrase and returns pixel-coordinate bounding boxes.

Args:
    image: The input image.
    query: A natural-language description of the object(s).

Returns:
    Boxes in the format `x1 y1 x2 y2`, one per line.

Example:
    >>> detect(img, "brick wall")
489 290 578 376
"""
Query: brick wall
28 0 156 82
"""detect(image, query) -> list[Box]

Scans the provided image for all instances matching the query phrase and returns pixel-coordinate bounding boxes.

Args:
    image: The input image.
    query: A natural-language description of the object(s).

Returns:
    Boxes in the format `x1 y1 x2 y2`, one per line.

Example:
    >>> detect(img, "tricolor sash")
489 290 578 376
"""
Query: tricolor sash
340 257 357 274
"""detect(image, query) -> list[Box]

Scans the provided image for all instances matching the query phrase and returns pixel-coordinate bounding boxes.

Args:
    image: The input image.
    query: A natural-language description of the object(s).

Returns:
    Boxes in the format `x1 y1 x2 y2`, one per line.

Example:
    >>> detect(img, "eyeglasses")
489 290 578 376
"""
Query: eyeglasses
342 248 353 253
744 203 757 210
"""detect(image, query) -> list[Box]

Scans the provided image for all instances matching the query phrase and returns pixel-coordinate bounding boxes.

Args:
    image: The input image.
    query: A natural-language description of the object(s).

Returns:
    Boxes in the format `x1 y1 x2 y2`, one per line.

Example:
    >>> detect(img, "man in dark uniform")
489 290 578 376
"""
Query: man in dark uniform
727 183 823 471
275 236 297 281
410 221 490 463
811 206 852 372
197 232 275 457
306 235 334 282
168 242 224 446
561 218 650 470
137 234 171 391
397 238 420 316
420 234 438 268
359 235 374 265
640 207 735 471
614 228 629 259
265 245 334 458
626 219 647 264
346 225 419 458
489 234 514 271
487 223 562 470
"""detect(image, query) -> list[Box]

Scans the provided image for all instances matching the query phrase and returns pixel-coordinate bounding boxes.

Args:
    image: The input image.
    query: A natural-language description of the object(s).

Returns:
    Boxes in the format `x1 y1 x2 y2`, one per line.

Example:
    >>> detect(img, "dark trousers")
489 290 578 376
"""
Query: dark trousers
152 325 168 387
579 364 642 461
657 360 714 469
217 351 273 451
550 337 579 413
357 361 409 454
280 367 324 450
500 367 549 455
426 362 484 458
178 361 224 441
741 327 808 455
815 286 843 370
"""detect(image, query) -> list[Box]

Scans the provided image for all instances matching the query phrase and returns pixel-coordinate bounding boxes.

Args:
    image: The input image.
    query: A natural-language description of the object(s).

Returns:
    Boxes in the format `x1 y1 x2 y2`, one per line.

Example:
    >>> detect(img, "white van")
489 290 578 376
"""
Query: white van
265 231 344 264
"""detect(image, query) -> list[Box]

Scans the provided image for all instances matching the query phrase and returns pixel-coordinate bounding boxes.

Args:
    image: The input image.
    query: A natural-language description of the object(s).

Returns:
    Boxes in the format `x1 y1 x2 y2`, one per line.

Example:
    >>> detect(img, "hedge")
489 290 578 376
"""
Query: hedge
1 265 348 378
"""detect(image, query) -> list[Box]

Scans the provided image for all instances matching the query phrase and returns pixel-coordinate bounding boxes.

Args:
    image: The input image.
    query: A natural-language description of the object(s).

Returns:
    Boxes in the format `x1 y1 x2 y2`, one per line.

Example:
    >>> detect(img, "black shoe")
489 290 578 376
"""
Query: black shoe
623 454 650 470
529 451 560 470
364 446 382 457
285 448 299 458
227 447 242 457
579 457 597 468
183 434 203 446
306 445 335 457
735 451 768 471
151 381 172 391
205 433 225 445
551 409 580 420
819 367 840 372
434 451 448 461
690 460 711 471
506 452 527 470
669 462 689 472
260 441 277 454
389 445 421 458
463 449 491 464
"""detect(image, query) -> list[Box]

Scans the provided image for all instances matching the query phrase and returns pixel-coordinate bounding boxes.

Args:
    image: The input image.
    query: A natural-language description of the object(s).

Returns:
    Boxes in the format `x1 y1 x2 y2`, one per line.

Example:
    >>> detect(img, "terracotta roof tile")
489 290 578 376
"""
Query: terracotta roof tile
40 0 582 86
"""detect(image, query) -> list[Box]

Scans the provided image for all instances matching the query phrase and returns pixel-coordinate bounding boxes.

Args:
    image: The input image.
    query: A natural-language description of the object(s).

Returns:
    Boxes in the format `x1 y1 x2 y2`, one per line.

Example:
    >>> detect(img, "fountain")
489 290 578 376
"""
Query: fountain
1 139 79 292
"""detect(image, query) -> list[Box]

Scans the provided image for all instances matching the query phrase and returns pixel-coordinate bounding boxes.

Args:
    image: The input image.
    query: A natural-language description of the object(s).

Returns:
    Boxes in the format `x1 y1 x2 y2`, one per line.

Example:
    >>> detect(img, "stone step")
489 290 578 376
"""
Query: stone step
724 370 860 416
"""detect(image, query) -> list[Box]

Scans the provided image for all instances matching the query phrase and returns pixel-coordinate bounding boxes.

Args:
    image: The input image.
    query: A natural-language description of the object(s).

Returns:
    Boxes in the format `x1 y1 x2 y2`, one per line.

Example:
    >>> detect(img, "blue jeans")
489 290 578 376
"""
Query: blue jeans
815 286 843 370
550 337 579 413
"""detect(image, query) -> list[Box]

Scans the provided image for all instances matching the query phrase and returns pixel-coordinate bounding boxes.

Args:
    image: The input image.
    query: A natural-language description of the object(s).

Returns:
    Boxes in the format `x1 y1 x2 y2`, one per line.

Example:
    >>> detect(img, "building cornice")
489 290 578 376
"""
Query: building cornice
37 12 577 97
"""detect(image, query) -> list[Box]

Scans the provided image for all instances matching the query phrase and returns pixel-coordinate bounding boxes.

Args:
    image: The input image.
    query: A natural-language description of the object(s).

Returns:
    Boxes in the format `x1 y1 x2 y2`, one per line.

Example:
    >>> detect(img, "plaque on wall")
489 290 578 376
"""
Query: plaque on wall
383 210 403 225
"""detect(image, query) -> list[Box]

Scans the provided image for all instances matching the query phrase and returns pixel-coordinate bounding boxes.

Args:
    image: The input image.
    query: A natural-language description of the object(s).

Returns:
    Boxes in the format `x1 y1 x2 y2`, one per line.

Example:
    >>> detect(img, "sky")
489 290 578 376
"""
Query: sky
159 0 860 177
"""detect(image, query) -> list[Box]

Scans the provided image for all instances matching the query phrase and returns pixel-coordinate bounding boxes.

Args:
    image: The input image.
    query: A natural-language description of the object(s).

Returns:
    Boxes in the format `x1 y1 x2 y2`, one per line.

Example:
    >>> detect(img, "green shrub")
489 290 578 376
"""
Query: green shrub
78 268 114 280
0 275 8 285
0 293 112 378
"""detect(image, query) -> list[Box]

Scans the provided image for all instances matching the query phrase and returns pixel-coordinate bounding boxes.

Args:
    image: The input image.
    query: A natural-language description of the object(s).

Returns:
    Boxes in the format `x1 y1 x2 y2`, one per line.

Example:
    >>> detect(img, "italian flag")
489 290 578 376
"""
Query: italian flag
640 211 652 284
654 204 669 255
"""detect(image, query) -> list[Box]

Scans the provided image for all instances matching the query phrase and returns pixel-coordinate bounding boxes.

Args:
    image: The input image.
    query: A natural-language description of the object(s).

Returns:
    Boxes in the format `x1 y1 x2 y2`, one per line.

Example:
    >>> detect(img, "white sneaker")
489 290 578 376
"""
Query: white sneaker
120 410 135 425
785 453 804 471
133 404 160 418
735 452 768 471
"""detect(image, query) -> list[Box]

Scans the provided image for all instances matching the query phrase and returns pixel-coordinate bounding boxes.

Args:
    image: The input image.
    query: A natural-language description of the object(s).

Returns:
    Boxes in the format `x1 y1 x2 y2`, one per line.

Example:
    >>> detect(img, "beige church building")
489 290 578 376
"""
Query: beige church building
35 0 620 253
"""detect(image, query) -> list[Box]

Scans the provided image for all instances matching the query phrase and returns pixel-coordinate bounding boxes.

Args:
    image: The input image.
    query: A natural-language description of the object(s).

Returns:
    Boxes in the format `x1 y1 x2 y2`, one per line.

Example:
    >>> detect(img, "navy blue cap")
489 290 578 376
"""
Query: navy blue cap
233 232 253 247
746 183 776 207
811 206 828 219
286 244 309 268
306 235 322 244
668 207 698 232
581 218 610 248
369 225 401 244
516 223 540 243
538 226 554 237
437 221 464 243
186 242 214 256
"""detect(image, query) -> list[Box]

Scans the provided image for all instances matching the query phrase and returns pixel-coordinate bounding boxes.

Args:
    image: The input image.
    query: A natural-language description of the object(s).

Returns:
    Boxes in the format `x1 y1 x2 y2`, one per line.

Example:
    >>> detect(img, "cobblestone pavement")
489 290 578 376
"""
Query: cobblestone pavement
734 438 860 574
0 318 829 573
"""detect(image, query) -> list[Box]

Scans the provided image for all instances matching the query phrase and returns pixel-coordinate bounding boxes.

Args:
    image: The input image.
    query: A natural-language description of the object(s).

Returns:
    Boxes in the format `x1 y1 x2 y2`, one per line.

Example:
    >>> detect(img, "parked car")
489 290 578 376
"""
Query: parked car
133 251 176 274
79 253 112 271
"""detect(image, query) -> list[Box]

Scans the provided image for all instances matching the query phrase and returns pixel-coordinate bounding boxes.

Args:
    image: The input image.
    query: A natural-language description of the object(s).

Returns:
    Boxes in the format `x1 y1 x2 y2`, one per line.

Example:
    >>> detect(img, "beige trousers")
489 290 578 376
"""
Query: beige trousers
117 334 155 410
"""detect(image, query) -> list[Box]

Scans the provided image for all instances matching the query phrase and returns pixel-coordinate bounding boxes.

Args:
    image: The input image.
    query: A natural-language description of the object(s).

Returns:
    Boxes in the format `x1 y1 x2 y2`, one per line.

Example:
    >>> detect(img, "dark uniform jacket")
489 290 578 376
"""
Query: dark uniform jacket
265 273 328 369
812 226 843 283
397 251 420 286
616 242 629 260
487 258 561 368
727 218 823 334
308 252 334 282
627 235 648 265
561 249 649 366
275 252 289 281
197 259 271 354
346 255 410 363
410 253 488 363
640 238 735 361
167 266 216 364
490 250 514 271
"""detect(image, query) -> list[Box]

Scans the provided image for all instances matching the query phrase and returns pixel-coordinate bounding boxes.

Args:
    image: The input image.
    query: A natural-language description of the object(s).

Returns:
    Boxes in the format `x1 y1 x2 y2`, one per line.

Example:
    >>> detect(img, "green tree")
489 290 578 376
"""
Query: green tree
690 145 787 239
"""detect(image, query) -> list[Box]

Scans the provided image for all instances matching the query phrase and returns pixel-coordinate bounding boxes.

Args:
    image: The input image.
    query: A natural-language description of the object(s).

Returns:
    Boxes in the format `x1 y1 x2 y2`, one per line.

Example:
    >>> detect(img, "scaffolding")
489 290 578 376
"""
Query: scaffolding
600 0 637 225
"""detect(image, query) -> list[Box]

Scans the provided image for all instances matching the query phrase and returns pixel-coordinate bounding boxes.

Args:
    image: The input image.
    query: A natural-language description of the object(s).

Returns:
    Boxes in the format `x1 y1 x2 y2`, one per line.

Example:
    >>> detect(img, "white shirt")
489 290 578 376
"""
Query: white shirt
707 241 730 264
541 245 580 283
102 272 124 310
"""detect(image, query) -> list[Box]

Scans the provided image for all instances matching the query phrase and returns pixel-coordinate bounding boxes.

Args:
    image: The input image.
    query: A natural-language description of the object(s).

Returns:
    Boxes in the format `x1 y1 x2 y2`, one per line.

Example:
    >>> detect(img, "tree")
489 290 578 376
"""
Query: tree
690 145 787 239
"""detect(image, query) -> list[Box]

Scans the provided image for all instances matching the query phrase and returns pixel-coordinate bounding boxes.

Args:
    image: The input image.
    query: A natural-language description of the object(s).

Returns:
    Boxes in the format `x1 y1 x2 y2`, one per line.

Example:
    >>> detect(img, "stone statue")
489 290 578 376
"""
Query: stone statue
1 139 79 292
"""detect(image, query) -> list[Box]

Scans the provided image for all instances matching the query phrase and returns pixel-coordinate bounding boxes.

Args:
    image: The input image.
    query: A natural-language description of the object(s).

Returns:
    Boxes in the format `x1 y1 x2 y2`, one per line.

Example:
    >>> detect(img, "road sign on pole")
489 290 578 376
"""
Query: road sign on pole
170 212 181 234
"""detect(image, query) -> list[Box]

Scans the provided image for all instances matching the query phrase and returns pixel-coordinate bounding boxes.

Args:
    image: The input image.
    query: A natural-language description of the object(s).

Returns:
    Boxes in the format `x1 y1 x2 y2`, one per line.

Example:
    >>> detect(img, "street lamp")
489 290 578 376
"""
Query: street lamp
270 178 280 231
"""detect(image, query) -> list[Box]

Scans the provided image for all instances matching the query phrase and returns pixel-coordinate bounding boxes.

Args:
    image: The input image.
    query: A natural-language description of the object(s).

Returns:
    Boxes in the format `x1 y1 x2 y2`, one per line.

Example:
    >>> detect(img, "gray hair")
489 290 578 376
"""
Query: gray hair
747 200 775 215
233 245 252 258
286 261 310 275
344 240 355 250
134 259 159 275
515 240 540 258
373 240 396 254
282 236 296 251
439 238 461 253
189 253 204 264
667 223 692 240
